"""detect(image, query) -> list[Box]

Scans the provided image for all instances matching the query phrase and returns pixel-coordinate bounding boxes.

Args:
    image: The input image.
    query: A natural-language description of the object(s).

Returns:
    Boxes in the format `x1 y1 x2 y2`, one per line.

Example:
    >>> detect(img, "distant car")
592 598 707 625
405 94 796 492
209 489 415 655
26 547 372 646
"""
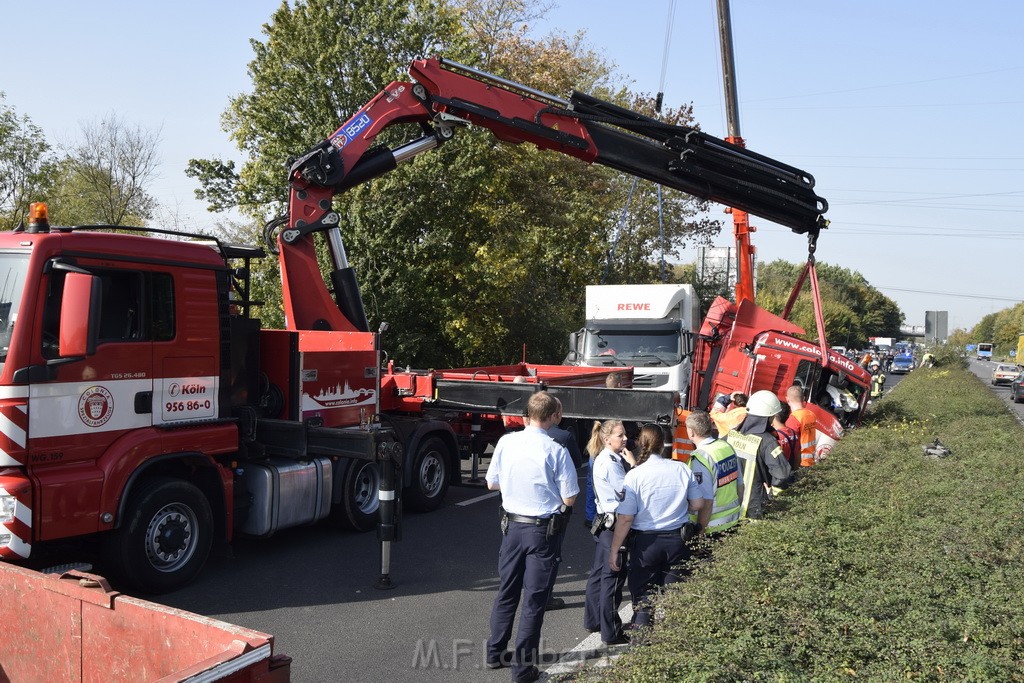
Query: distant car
1011 372 1024 402
991 364 1019 386
891 354 915 374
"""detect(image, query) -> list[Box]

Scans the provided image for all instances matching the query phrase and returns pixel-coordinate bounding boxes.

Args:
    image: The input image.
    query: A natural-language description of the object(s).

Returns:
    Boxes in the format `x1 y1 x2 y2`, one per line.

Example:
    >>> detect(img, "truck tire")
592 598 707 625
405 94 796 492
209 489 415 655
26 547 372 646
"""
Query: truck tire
102 477 213 595
333 460 381 532
404 436 451 512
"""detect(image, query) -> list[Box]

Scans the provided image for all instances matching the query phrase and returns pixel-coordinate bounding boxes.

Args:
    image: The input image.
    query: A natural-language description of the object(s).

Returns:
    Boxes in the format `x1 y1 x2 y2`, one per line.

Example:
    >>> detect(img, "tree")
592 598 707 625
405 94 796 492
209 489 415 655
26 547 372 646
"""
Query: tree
965 303 1024 360
972 313 997 346
191 0 723 366
48 114 160 226
0 94 56 231
755 259 903 347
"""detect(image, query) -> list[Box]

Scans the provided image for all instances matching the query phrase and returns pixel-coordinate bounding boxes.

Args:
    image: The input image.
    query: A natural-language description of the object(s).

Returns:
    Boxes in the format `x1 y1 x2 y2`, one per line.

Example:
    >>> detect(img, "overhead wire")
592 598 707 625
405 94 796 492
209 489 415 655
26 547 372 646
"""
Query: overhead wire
607 0 677 283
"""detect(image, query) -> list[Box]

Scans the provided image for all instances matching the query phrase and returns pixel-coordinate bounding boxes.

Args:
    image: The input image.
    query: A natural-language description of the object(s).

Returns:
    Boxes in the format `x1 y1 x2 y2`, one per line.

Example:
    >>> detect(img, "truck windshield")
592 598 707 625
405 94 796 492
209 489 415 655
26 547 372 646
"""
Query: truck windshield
584 328 682 365
0 253 29 365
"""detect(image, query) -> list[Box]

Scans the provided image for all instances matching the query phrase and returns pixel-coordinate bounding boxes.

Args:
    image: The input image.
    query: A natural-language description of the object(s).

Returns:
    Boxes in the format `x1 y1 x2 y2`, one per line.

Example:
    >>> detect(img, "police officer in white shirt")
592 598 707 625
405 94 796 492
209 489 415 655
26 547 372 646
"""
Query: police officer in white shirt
582 419 635 645
485 391 579 683
608 425 706 629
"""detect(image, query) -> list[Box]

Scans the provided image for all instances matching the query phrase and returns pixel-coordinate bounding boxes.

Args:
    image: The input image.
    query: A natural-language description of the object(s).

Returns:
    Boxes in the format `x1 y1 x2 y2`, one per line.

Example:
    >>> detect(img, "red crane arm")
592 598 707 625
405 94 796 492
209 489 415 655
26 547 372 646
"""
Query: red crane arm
277 57 828 332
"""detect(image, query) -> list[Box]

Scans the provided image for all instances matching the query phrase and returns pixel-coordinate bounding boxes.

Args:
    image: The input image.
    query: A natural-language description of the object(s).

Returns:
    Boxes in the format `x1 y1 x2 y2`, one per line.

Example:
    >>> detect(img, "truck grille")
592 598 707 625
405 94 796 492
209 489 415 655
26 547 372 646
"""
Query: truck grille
631 374 669 388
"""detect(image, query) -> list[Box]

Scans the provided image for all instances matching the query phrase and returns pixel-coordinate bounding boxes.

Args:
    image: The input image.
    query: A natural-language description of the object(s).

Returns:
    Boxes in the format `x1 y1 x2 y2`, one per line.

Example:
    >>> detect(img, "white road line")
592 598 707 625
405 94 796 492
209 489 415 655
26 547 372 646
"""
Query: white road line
540 603 634 679
456 491 500 507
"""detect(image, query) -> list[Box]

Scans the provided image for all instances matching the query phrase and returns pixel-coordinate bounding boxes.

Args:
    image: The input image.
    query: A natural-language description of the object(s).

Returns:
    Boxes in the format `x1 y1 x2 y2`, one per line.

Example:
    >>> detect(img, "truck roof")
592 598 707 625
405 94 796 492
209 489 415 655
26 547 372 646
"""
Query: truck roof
0 226 264 266
585 284 696 322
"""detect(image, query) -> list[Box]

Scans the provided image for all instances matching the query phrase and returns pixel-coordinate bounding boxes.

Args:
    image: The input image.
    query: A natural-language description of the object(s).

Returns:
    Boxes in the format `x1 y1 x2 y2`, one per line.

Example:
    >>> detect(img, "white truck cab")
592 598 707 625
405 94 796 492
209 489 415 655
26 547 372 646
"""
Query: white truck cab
566 284 698 397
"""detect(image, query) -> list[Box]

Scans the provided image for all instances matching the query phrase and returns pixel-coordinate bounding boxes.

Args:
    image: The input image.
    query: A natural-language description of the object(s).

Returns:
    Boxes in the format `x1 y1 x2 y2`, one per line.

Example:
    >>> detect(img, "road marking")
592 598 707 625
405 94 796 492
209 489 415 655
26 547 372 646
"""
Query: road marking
540 603 634 679
456 491 500 507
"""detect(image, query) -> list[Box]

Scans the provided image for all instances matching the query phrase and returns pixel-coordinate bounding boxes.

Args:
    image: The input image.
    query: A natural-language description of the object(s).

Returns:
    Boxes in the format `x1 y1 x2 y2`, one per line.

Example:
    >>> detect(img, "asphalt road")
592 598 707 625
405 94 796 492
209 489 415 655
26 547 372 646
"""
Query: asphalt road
159 461 613 683
968 357 1024 421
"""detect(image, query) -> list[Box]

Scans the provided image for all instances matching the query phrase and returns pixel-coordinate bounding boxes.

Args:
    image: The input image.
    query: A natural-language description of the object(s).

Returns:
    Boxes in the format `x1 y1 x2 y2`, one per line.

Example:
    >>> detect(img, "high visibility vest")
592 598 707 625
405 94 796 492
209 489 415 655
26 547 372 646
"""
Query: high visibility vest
688 439 742 532
725 430 763 520
870 373 886 398
672 408 694 463
788 408 817 467
712 407 747 435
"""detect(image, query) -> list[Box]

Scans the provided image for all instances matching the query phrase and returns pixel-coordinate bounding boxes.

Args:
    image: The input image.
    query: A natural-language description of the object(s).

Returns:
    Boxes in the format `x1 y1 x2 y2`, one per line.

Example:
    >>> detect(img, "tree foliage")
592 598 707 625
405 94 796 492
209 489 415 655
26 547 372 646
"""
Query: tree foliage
755 259 904 348
0 102 160 229
966 304 1024 360
50 114 160 226
0 94 56 231
192 0 722 366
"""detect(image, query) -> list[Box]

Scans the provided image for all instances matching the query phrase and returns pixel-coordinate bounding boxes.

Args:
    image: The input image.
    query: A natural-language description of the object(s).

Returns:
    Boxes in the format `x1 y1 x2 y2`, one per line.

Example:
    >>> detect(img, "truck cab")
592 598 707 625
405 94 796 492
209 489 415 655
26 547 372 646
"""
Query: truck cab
565 284 698 396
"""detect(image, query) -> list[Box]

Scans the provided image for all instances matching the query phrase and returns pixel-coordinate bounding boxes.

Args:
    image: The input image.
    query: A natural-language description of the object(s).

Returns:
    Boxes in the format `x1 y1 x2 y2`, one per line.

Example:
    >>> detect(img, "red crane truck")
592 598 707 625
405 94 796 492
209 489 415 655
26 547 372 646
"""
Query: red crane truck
0 57 857 594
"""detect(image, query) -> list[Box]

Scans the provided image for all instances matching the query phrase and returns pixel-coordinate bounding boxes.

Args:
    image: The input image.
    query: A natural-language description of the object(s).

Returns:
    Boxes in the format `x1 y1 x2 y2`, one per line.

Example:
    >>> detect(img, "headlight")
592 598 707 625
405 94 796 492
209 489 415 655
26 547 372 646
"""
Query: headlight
0 495 15 524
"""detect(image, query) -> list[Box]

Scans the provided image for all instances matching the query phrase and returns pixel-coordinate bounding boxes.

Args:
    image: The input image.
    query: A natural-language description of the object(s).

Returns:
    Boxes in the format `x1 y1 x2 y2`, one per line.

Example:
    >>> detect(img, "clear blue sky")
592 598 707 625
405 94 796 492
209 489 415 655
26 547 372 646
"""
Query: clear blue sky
2 1 1021 334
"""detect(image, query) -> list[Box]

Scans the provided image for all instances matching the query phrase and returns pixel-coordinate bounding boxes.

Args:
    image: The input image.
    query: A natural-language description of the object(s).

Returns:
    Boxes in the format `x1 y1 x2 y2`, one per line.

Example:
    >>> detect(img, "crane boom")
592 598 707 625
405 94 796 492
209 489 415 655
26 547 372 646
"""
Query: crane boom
277 56 828 333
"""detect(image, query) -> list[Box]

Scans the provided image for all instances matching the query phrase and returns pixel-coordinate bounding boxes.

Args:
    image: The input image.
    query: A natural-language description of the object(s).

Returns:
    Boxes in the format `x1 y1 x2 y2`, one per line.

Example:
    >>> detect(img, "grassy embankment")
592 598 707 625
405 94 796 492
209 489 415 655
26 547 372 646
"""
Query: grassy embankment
581 365 1024 682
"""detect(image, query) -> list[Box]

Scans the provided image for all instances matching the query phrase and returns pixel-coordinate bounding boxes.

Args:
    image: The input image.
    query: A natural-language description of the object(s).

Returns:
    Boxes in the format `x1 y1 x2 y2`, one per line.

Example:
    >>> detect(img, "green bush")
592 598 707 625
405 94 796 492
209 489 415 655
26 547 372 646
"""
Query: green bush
930 345 968 369
578 367 1024 682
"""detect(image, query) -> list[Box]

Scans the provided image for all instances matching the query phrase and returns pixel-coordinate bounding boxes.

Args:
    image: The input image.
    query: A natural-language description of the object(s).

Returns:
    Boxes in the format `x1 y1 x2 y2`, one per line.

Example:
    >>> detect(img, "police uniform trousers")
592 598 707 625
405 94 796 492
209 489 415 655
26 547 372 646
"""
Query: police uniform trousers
583 527 628 641
628 529 689 628
487 520 563 678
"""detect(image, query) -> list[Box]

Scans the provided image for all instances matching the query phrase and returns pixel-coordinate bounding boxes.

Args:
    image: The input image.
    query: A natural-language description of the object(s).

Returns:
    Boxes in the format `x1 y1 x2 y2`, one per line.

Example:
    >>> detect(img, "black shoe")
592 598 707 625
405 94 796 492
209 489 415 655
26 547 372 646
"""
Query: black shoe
603 633 630 646
485 651 511 669
513 666 540 683
585 626 600 634
545 596 565 610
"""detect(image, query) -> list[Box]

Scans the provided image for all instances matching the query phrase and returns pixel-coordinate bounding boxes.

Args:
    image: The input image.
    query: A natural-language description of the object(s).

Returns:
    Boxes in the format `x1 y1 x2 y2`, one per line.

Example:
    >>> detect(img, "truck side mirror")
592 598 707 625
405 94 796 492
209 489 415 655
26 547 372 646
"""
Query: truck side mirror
59 272 100 357
566 331 580 362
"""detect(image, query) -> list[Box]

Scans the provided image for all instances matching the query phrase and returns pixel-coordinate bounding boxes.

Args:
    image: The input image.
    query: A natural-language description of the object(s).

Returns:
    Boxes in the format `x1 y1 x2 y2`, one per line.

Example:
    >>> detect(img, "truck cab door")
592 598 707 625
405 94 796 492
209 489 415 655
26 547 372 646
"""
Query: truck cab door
28 267 158 540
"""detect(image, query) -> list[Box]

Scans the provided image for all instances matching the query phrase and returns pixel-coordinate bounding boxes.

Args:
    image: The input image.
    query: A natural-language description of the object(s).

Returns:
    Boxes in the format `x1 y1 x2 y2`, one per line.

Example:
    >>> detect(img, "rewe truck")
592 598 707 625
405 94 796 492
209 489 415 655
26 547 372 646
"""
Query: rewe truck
566 284 699 396
2 57 842 594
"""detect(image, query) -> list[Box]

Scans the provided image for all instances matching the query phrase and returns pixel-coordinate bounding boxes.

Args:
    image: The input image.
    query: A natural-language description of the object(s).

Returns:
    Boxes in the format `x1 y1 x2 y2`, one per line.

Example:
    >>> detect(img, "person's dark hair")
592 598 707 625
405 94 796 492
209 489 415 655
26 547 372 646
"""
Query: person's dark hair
635 424 666 466
732 393 748 408
776 401 791 423
527 391 559 423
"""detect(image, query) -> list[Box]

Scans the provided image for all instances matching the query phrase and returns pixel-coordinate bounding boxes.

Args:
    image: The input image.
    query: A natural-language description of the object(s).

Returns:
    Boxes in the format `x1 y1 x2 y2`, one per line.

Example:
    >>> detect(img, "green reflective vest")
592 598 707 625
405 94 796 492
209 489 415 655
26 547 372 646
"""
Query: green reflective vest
689 438 743 532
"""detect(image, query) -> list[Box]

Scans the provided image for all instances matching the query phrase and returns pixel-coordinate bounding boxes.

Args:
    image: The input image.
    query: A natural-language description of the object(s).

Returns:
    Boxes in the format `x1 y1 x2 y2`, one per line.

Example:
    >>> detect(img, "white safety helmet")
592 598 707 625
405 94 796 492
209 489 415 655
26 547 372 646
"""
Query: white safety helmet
746 390 783 417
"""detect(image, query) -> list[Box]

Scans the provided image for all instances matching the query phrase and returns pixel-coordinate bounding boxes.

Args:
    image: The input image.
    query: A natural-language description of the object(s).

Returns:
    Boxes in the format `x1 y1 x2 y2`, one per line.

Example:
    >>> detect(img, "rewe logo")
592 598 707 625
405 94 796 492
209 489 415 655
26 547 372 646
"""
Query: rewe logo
617 303 651 311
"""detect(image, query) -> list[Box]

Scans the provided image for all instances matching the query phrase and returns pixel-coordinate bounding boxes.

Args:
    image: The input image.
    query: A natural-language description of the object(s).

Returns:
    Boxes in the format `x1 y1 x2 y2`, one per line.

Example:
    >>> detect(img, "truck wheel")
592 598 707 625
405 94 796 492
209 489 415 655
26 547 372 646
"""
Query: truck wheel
333 460 381 532
404 436 451 512
103 477 213 594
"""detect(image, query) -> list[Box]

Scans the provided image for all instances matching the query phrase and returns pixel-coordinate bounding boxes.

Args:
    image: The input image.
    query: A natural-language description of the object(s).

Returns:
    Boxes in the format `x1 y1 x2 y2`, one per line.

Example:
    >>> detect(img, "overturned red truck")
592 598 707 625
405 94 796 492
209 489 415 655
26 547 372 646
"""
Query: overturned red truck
0 57 862 594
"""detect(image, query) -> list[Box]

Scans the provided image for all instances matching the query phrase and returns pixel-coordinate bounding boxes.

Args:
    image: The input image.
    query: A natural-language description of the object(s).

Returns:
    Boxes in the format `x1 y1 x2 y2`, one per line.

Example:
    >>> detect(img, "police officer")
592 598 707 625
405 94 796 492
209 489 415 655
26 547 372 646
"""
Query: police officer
726 390 792 520
583 419 632 645
685 410 743 534
485 391 579 683
608 425 706 629
547 398 583 468
544 397 582 611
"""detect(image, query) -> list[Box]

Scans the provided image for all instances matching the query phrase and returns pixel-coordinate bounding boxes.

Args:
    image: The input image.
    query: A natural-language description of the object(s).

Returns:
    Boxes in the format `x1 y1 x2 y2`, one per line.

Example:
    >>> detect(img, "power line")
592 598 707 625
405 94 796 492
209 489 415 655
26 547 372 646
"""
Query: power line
873 285 1024 304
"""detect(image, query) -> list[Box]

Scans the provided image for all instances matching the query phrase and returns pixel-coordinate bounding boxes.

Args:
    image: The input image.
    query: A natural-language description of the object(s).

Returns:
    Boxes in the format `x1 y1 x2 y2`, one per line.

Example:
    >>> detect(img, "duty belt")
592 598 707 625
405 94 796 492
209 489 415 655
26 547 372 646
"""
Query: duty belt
506 513 551 525
635 527 683 535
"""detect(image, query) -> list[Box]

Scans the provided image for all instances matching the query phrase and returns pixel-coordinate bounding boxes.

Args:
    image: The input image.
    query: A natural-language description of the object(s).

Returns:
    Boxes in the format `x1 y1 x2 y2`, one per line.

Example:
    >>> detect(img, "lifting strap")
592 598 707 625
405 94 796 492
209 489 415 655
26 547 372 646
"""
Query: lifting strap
781 235 831 371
